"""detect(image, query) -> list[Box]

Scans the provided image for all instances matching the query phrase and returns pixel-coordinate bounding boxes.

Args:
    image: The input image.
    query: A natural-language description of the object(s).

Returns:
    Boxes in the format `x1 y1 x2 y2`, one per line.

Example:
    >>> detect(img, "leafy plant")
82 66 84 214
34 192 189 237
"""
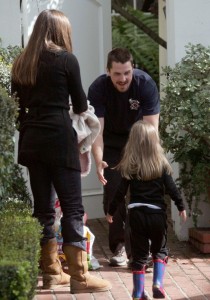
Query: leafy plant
0 260 32 300
0 39 22 93
160 43 210 226
0 200 42 299
0 86 18 197
112 6 159 85
0 41 30 205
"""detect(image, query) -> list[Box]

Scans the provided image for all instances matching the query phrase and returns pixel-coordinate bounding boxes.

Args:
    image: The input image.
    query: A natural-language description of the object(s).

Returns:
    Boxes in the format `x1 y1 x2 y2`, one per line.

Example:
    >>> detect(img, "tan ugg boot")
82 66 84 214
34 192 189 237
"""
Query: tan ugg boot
63 245 112 293
40 238 70 289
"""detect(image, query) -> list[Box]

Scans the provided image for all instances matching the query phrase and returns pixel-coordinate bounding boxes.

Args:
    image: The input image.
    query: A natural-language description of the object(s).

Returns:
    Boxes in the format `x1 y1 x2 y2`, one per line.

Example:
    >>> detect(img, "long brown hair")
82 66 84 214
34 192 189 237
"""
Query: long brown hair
12 9 72 86
116 120 172 180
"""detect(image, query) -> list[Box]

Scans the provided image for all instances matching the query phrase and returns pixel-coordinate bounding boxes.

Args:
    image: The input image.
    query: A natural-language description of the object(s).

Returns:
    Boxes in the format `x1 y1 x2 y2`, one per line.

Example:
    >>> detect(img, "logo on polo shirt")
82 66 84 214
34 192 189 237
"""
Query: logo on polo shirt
129 99 140 110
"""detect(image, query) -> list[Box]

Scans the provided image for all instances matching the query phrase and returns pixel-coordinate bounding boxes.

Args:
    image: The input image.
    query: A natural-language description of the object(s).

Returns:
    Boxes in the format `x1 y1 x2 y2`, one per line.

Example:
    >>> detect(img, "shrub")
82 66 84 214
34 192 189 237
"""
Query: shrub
0 260 32 300
0 41 30 206
160 43 210 226
0 200 42 299
0 40 22 94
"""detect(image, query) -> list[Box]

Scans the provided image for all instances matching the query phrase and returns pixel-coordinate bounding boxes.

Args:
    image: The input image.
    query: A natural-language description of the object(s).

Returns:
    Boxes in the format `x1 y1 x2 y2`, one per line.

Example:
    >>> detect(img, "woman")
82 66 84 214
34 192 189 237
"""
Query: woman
11 9 111 293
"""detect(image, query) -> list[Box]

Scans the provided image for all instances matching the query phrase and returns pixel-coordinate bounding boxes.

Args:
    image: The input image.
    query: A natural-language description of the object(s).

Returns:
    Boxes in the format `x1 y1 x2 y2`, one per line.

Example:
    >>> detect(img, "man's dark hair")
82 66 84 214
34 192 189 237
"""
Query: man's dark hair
107 48 133 70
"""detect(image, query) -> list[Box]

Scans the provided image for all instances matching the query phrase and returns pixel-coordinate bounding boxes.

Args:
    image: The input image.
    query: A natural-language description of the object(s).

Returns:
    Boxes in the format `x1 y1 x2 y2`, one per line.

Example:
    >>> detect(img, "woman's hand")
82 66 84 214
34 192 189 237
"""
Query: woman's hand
179 210 187 222
106 213 113 223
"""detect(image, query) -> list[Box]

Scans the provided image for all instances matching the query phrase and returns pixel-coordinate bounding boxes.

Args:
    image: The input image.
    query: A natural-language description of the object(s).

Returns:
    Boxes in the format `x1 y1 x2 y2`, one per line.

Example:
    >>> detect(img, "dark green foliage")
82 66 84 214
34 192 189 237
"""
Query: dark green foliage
0 40 22 94
0 43 22 64
0 61 11 93
0 42 30 206
0 85 30 205
0 201 42 299
160 43 210 226
0 86 18 198
0 261 32 300
112 6 159 85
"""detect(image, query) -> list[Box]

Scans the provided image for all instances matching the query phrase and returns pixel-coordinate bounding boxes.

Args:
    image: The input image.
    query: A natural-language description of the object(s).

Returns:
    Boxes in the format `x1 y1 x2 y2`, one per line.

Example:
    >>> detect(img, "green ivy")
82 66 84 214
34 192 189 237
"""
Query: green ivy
160 43 210 226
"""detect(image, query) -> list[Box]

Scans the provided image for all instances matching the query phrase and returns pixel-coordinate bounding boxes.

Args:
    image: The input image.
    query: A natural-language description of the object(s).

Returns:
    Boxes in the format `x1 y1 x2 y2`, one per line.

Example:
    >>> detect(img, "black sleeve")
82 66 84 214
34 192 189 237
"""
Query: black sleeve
141 76 160 116
163 172 185 211
108 178 130 216
65 53 87 114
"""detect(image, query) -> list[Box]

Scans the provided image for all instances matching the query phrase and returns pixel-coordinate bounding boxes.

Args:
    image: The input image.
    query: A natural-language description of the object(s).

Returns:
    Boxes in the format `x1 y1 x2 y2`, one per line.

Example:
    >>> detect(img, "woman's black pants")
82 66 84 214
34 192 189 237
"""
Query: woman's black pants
27 162 86 250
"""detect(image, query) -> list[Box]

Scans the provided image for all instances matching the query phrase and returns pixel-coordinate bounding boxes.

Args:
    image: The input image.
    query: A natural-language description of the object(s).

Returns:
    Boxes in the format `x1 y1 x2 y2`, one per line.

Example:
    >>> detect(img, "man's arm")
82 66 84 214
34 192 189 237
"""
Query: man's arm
143 113 159 132
91 117 108 185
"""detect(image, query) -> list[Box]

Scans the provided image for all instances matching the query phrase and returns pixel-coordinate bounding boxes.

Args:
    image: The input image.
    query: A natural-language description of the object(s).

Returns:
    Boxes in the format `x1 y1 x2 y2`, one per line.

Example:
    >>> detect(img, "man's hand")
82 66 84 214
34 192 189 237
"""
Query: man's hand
143 114 159 133
96 161 108 185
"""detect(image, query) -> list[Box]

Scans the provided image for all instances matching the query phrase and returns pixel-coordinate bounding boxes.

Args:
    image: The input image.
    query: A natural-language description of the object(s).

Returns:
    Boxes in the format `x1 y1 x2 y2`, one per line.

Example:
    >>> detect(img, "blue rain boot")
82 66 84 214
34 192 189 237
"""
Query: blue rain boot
132 270 148 300
152 258 167 298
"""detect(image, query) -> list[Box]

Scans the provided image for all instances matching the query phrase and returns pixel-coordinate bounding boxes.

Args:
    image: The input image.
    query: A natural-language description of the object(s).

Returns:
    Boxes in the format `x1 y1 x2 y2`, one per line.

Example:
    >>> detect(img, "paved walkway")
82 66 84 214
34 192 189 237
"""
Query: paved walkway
34 217 210 300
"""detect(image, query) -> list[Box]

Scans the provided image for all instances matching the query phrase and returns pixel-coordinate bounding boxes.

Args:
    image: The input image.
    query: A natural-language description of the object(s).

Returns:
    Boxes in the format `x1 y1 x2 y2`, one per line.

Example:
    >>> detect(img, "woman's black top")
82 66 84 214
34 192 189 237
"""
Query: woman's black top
11 50 87 170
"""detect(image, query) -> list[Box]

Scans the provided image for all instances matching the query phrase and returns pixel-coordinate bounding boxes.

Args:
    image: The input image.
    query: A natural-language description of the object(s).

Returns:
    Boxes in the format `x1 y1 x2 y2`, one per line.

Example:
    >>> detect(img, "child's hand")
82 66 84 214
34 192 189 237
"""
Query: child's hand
179 210 187 222
106 213 113 223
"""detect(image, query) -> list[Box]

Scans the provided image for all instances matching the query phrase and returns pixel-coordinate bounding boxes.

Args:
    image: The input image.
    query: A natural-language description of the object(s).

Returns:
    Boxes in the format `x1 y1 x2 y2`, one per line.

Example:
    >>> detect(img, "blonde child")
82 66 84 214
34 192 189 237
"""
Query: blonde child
106 120 187 299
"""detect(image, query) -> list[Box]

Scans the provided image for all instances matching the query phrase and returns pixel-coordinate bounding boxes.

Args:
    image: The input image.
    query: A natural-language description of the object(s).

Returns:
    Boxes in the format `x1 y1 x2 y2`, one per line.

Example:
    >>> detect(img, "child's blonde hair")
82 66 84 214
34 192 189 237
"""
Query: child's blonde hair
116 120 172 180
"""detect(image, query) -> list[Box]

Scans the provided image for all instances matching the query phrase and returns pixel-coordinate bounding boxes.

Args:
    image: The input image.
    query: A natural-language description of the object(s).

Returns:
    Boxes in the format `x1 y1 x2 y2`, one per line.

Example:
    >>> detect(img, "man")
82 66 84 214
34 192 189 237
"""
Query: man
88 48 160 266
